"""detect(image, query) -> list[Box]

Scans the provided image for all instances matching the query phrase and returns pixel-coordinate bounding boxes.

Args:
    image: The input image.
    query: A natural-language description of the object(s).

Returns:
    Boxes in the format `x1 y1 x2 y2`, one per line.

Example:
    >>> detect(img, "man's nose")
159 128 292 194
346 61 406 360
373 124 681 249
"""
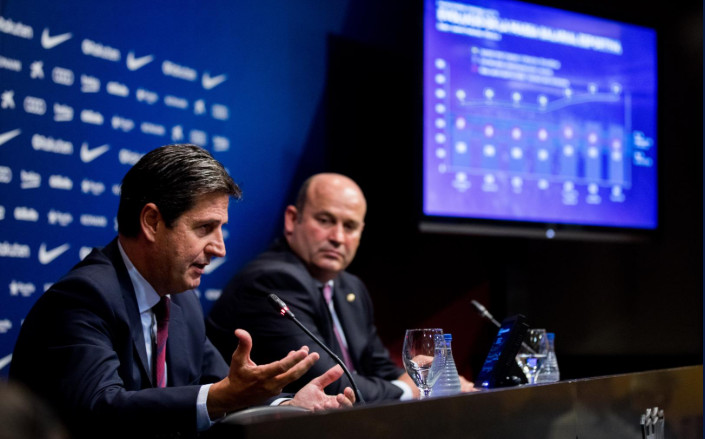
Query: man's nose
328 223 344 244
207 230 226 257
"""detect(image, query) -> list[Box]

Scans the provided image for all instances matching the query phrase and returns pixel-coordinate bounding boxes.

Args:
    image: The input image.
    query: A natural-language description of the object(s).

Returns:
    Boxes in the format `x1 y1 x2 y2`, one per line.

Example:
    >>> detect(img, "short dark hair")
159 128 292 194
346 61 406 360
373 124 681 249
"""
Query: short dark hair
293 175 314 217
117 144 241 237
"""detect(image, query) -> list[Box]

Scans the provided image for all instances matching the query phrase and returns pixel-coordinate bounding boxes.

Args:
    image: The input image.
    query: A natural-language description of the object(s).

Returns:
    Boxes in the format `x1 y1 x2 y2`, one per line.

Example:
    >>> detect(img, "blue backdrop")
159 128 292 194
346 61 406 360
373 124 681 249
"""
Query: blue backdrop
0 0 350 375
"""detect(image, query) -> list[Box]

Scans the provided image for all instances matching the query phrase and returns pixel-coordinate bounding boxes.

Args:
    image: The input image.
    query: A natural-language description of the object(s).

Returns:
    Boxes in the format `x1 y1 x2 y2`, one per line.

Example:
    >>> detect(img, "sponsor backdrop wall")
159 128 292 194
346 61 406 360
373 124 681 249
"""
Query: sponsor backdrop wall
0 0 350 375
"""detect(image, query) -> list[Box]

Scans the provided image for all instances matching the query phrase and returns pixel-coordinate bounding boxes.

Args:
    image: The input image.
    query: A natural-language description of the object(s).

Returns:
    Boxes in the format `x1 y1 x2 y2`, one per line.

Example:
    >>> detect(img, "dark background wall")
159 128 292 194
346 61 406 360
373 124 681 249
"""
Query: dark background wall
0 0 701 381
321 0 702 380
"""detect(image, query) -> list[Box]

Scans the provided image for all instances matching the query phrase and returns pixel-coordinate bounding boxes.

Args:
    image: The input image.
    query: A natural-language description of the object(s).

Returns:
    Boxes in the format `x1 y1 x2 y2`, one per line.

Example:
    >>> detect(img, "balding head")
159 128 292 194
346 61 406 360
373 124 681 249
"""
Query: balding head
284 173 366 282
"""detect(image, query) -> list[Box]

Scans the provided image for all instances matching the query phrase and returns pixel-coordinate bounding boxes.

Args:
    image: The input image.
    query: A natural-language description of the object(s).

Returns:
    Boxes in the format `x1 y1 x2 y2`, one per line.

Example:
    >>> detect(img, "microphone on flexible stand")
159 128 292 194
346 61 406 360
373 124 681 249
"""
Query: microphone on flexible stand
471 300 502 328
267 293 365 405
471 299 536 355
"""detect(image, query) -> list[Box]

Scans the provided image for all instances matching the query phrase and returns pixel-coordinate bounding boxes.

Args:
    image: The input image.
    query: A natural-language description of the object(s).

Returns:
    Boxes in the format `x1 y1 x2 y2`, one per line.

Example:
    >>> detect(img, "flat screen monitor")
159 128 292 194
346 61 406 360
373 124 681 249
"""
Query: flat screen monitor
476 314 528 388
421 0 657 240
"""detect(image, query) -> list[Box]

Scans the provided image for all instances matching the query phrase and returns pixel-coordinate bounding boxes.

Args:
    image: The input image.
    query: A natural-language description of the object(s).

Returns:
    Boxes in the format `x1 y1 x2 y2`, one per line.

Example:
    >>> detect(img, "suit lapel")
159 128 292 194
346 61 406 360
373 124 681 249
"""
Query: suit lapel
104 239 153 386
332 279 363 367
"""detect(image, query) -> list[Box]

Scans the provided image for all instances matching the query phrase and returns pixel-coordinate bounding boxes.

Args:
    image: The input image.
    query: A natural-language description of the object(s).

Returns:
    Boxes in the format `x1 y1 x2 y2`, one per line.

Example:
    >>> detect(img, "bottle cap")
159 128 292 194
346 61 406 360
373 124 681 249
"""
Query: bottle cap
547 332 555 341
444 333 452 341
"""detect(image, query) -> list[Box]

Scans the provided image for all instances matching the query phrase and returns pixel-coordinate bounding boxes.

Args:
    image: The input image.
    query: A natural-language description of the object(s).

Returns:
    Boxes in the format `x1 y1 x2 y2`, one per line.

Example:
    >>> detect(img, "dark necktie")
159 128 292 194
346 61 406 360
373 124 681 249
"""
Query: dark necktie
322 283 355 371
153 296 170 388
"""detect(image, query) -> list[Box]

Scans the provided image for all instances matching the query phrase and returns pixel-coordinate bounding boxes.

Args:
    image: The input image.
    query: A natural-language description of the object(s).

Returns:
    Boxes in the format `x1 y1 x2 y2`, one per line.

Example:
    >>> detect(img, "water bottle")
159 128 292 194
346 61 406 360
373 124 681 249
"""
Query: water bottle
536 332 560 383
430 333 462 397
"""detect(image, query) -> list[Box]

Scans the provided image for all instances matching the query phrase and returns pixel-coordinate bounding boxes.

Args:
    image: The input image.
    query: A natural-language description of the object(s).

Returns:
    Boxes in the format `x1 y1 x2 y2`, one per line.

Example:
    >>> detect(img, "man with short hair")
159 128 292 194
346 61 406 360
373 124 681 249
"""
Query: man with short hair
207 173 433 402
10 145 353 439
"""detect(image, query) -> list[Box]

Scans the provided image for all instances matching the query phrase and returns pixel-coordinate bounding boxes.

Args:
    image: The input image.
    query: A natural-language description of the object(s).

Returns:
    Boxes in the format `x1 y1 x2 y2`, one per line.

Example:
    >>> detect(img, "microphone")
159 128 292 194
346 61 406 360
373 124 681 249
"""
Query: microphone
267 293 365 405
471 299 537 355
471 300 502 328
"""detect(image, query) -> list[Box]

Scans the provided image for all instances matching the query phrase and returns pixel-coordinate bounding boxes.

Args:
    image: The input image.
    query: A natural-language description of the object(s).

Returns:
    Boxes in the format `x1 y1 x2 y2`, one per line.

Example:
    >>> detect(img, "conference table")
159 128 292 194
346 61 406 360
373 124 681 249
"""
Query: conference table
207 365 702 439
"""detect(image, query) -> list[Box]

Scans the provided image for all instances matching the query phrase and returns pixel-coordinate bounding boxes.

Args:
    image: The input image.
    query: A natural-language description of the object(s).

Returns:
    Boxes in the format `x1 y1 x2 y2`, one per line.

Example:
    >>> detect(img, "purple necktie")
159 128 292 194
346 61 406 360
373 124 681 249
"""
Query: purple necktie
153 296 170 388
322 283 355 371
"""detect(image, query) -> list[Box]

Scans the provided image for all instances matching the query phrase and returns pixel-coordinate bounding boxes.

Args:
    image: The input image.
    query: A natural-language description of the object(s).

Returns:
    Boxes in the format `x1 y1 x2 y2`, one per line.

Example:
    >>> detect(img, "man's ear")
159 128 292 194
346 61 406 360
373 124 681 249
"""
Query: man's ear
140 203 162 243
283 205 298 237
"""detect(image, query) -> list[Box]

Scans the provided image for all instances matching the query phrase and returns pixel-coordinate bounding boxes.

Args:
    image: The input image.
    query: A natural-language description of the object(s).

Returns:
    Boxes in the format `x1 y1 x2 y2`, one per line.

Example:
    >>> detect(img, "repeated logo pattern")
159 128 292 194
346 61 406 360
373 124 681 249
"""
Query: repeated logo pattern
0 13 233 374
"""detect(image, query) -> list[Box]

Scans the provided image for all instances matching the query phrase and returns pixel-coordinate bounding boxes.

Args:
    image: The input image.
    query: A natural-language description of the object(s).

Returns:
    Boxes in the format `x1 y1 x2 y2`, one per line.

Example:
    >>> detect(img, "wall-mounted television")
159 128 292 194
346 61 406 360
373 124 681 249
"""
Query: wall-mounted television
420 0 657 240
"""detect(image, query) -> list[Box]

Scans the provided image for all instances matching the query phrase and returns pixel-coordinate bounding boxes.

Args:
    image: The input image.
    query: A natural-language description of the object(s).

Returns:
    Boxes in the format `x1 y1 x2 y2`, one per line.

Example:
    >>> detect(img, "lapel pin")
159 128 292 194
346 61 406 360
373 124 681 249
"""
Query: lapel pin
346 293 356 302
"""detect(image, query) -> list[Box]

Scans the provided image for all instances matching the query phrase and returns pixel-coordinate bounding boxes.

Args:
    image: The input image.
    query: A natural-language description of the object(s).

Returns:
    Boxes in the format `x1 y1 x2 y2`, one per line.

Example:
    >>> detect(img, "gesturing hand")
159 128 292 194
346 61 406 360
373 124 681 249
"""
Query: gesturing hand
207 329 319 417
286 365 355 411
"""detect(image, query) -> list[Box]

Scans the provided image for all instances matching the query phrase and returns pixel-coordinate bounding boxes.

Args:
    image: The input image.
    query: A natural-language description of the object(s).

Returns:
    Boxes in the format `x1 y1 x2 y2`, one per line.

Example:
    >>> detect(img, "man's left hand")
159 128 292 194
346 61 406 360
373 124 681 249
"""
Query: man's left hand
286 365 355 411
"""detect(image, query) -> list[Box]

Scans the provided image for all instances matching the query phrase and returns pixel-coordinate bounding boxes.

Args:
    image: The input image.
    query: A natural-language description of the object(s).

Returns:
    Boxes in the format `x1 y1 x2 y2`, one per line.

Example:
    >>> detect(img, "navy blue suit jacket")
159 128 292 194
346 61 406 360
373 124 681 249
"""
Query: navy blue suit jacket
206 239 404 402
10 239 229 439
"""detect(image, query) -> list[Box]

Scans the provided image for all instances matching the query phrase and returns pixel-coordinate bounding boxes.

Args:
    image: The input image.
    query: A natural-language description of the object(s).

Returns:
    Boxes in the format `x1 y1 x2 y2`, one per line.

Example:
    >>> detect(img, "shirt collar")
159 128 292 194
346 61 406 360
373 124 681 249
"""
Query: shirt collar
117 240 162 313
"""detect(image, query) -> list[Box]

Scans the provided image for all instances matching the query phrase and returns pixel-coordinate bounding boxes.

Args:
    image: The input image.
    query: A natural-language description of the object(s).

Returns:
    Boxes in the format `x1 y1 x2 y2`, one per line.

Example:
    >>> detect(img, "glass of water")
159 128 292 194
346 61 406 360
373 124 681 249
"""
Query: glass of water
515 328 548 384
402 328 447 398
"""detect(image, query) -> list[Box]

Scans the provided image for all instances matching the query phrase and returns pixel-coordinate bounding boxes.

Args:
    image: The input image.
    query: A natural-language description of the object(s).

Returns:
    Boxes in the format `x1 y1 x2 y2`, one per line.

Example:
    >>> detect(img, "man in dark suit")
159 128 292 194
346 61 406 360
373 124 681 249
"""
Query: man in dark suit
207 173 426 402
10 145 354 439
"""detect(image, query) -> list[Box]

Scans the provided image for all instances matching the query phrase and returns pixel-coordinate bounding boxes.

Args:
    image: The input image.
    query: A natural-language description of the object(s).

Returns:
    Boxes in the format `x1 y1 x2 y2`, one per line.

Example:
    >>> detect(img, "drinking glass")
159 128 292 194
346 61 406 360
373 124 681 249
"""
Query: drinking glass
402 328 447 398
515 328 549 384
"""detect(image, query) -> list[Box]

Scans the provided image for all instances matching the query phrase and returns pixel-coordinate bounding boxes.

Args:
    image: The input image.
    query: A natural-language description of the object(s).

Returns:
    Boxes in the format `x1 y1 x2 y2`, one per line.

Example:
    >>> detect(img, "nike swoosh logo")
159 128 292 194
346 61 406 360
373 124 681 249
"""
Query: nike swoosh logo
38 243 70 265
126 51 154 71
203 258 226 275
41 28 73 49
202 72 227 90
0 129 21 146
0 354 12 371
80 142 110 163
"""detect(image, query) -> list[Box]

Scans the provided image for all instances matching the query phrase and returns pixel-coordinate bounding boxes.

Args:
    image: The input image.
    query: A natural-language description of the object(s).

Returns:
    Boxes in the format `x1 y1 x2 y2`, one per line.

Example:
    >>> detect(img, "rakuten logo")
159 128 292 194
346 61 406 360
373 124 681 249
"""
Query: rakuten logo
82 39 120 61
162 60 197 81
0 242 30 258
0 16 33 39
13 206 38 222
32 134 73 155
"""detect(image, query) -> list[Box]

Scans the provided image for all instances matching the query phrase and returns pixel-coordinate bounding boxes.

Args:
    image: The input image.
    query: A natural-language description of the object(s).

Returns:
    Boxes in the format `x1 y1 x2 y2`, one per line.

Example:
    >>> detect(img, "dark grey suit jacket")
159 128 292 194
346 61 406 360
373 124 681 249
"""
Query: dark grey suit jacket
206 239 404 402
10 238 229 439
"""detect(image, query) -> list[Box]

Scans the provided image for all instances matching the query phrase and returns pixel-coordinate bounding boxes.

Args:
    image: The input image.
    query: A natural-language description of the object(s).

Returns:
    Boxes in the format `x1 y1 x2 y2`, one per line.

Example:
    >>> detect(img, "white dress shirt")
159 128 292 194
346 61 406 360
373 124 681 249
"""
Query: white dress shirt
117 242 213 431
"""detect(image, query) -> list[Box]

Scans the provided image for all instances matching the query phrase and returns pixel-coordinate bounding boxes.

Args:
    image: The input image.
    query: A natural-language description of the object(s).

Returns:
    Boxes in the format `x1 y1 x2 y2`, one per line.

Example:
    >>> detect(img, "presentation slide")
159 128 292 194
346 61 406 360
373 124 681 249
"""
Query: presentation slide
422 0 657 229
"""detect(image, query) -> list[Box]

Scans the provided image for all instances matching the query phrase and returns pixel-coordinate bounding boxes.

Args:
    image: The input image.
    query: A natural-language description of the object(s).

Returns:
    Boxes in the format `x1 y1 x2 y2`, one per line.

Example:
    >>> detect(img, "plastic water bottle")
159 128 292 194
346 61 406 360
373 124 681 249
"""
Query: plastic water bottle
430 333 462 397
536 332 560 383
